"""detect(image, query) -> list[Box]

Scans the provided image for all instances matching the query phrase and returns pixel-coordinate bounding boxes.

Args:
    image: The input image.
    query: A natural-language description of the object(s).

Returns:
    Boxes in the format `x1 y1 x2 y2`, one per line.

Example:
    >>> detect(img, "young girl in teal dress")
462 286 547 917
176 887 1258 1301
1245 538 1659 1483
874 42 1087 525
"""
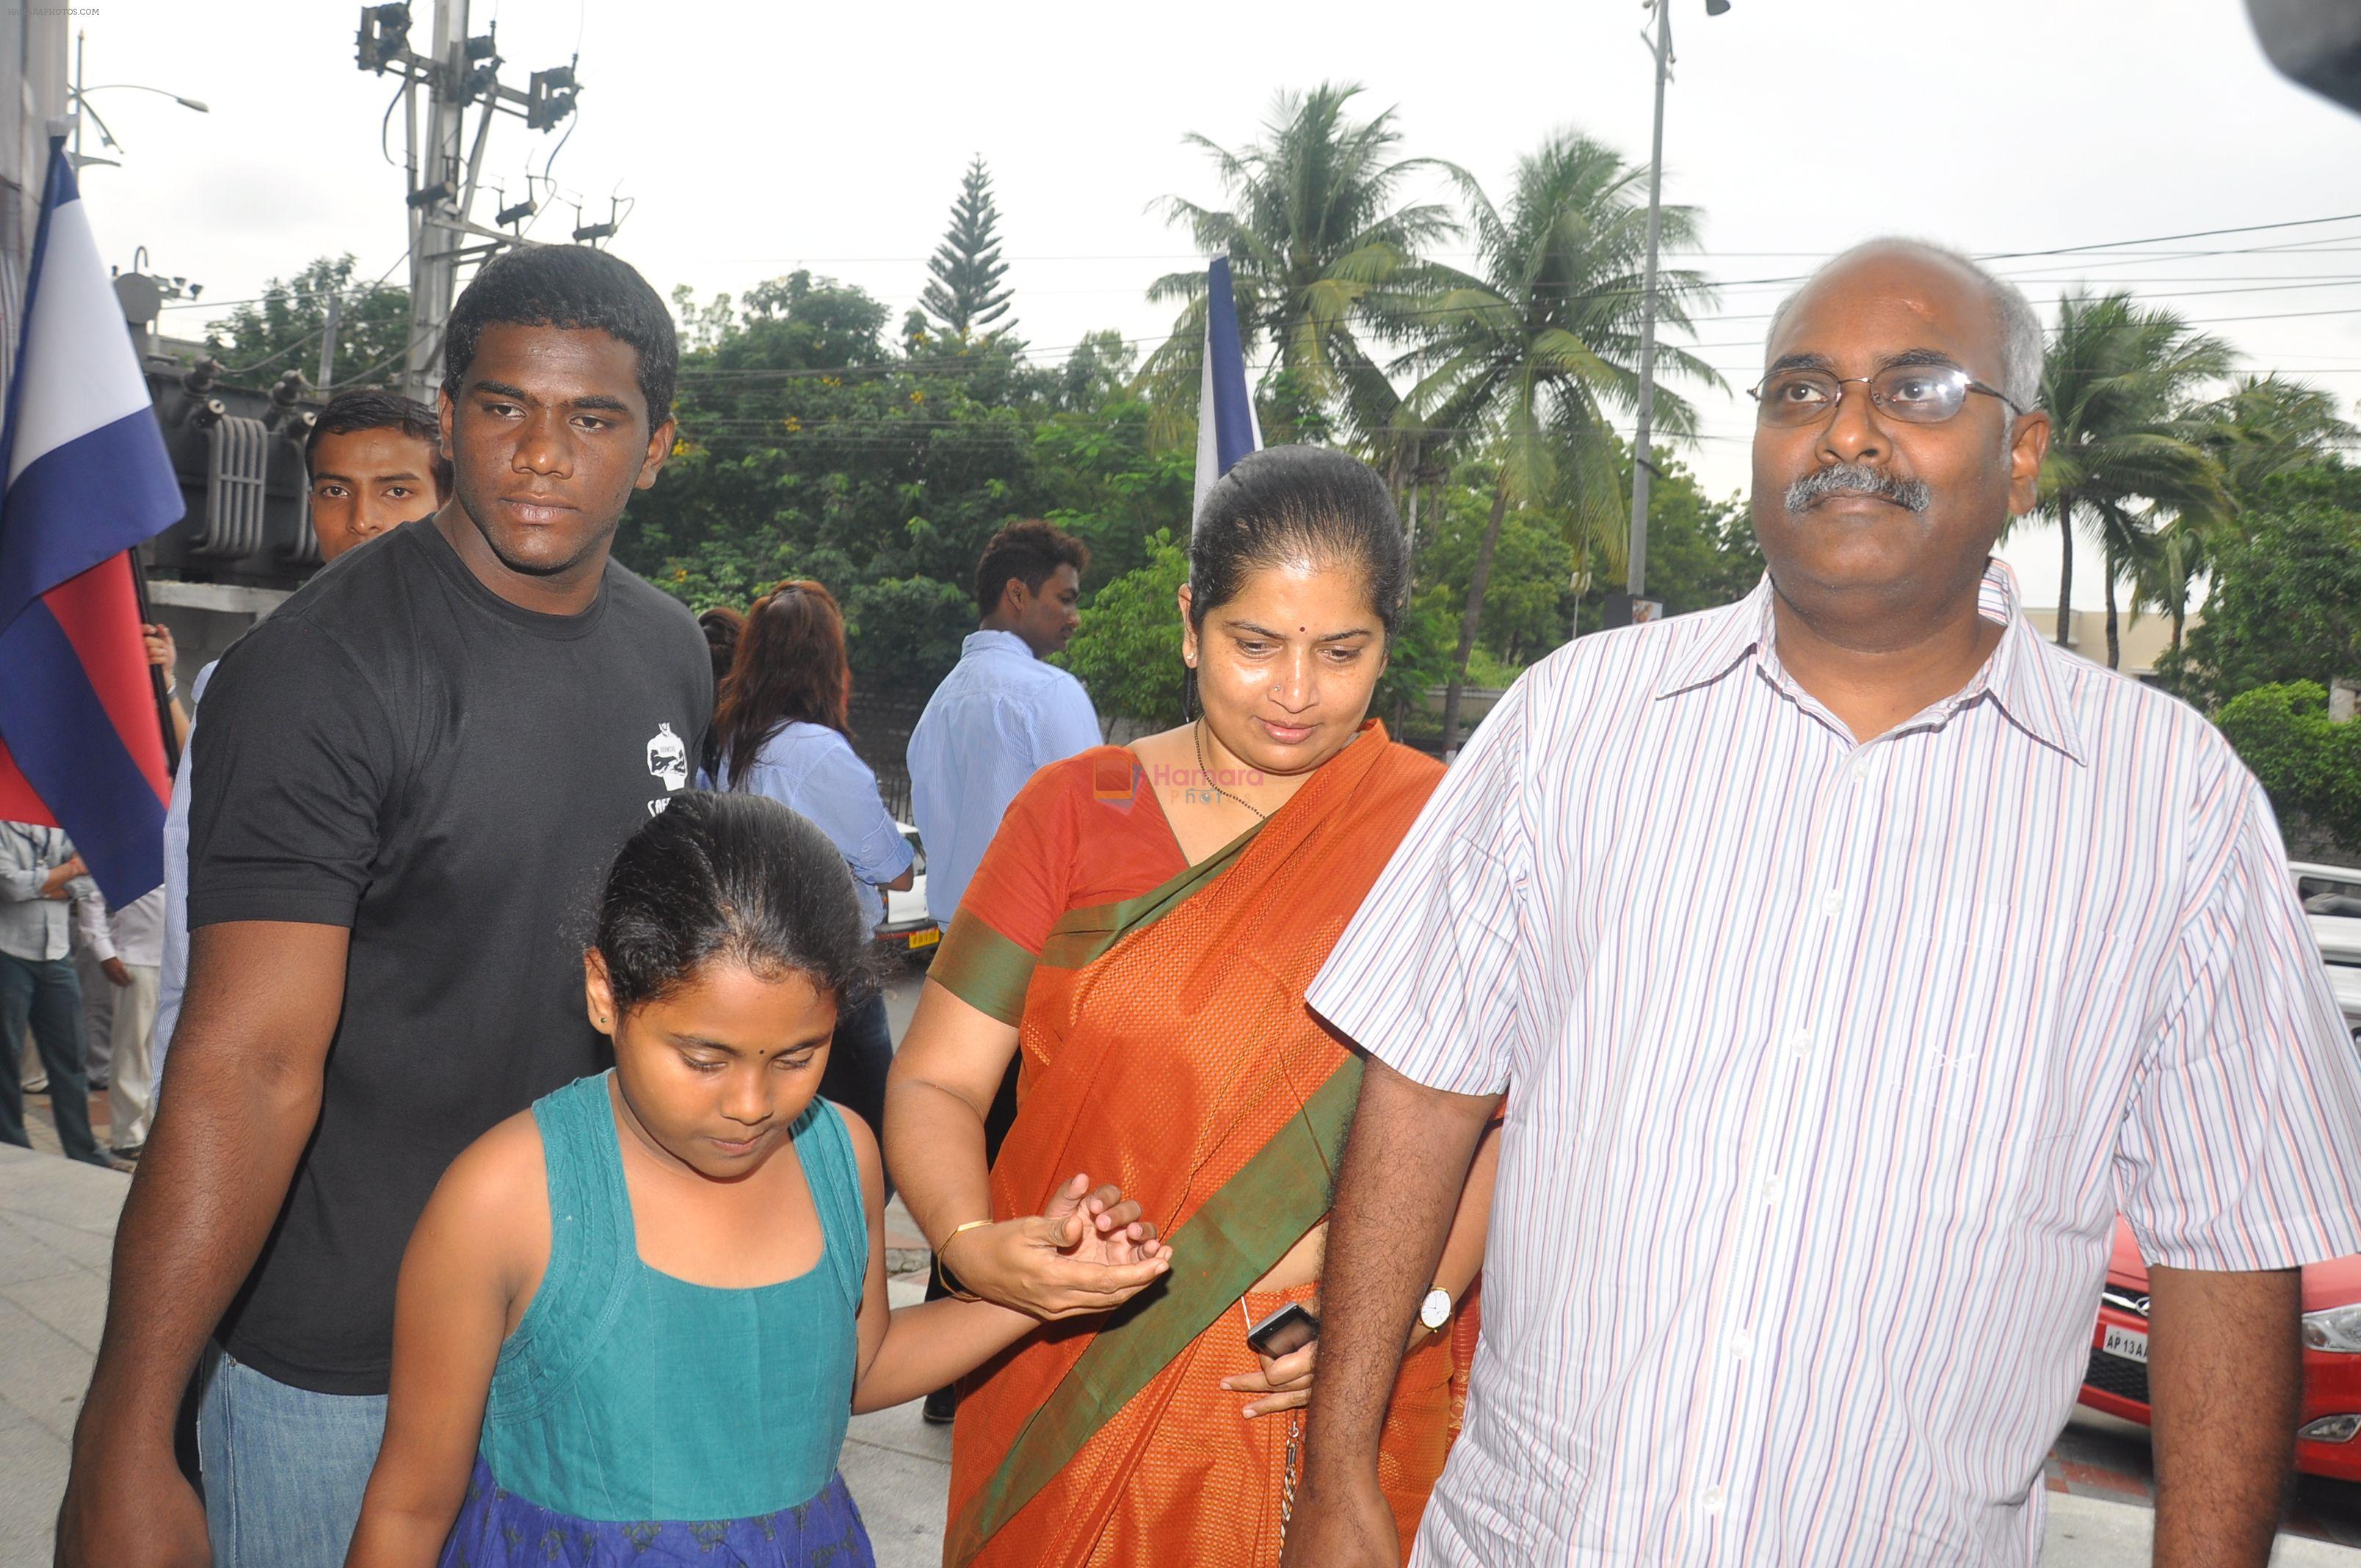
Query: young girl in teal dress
345 792 1170 1567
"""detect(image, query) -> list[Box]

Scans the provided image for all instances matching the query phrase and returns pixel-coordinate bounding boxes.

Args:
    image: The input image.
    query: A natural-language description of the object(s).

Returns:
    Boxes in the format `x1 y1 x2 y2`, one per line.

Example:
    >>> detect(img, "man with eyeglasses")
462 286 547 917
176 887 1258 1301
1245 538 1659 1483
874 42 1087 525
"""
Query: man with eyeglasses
1288 238 2361 1567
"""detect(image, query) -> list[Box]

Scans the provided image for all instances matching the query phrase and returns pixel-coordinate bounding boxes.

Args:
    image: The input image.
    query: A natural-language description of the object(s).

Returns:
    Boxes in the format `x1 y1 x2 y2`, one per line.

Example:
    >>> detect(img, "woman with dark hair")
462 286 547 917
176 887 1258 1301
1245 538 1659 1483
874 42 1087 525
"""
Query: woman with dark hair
697 605 745 688
708 580 913 1151
695 606 746 775
890 446 1500 1567
345 793 1168 1566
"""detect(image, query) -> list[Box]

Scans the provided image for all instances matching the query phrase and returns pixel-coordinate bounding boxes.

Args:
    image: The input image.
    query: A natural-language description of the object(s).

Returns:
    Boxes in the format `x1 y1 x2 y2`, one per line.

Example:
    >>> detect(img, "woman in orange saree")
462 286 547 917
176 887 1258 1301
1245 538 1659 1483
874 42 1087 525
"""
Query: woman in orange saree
887 447 1501 1567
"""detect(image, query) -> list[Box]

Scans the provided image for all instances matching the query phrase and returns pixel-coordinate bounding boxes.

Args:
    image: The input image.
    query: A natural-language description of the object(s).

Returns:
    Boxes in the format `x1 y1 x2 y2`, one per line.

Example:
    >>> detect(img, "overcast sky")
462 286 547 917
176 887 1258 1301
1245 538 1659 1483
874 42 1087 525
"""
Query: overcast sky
73 0 2361 611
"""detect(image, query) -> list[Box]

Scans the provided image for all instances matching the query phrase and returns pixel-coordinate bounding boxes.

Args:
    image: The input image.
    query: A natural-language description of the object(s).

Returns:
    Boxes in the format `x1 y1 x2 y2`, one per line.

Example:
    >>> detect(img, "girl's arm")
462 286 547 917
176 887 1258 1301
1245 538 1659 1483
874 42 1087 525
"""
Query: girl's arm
838 1109 1167 1415
345 1114 549 1567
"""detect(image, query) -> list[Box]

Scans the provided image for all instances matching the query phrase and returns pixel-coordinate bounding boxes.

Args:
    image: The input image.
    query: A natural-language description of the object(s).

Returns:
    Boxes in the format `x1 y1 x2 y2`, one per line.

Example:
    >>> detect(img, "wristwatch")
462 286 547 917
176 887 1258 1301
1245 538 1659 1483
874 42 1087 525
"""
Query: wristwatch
1419 1285 1452 1335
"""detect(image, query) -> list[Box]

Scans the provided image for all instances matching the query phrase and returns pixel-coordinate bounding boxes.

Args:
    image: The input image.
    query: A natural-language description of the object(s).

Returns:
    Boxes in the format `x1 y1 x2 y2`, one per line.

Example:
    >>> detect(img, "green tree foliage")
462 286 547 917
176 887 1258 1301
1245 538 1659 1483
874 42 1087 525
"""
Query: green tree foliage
2137 376 2359 653
1058 530 1191 725
1413 476 1576 668
621 274 1190 695
1410 449 1757 667
1144 83 1454 446
2156 465 2361 712
1393 132 1718 747
921 156 1015 341
204 254 411 391
844 576 976 693
2212 682 2361 852
1623 453 1763 621
2029 291 2232 669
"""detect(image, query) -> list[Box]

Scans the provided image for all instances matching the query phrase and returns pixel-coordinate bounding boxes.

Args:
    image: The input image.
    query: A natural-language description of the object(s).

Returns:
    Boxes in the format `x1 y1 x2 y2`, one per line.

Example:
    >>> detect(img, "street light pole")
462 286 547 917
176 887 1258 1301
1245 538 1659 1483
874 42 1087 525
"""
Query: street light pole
1625 0 1674 603
68 27 208 170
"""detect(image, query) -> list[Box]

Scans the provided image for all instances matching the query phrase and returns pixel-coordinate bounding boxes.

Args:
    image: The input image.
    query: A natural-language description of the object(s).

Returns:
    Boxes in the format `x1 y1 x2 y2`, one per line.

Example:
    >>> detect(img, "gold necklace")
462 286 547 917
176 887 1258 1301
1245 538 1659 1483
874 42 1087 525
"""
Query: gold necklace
1193 719 1268 822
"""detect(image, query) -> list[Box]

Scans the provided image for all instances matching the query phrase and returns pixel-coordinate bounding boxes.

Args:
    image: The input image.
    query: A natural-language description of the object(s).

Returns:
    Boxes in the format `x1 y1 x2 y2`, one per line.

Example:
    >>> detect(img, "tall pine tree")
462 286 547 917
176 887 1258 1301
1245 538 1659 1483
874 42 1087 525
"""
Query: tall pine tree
920 156 1015 341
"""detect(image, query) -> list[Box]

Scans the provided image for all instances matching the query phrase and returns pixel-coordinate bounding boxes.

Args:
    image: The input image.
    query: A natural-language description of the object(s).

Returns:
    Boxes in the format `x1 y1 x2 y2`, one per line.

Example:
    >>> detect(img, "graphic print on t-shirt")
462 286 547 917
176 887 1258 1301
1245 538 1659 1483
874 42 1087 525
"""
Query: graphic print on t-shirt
646 721 689 814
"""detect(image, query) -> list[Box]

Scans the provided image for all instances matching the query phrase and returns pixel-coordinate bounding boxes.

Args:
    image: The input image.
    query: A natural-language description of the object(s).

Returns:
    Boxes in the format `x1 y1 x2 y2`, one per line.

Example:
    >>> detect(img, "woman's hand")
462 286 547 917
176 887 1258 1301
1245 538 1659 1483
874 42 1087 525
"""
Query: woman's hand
942 1173 1172 1321
142 622 177 676
1223 1340 1317 1419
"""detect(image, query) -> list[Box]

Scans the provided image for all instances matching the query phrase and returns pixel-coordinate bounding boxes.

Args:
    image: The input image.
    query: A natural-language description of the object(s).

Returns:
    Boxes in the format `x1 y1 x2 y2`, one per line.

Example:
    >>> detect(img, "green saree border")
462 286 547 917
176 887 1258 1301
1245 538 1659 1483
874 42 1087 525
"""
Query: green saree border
944 1054 1364 1564
929 912 1041 1027
929 816 1266 1025
1036 818 1262 972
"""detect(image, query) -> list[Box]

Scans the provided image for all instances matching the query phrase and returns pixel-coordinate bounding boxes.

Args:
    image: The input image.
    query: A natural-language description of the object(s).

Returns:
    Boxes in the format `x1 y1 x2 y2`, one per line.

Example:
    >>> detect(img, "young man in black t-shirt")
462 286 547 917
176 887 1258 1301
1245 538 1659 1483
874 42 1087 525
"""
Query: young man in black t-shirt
58 246 713 1567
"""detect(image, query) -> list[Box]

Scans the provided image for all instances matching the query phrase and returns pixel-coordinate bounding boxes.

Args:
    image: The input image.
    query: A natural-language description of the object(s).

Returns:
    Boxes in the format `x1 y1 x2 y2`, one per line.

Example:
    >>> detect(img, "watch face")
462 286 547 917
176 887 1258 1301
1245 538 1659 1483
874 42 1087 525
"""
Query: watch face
1421 1288 1450 1330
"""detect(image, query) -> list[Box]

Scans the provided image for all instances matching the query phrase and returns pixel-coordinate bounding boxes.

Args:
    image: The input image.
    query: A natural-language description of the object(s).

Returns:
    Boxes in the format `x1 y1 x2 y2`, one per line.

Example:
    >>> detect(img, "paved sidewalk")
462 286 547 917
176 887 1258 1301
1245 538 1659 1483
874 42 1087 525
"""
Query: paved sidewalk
5 1139 2357 1565
0 1144 117 1564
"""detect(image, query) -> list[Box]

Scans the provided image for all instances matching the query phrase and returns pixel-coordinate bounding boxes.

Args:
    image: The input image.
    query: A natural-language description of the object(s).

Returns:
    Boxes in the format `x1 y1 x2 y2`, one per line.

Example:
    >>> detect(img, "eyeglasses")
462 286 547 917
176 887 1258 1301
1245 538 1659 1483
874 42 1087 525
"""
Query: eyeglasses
1747 363 2025 427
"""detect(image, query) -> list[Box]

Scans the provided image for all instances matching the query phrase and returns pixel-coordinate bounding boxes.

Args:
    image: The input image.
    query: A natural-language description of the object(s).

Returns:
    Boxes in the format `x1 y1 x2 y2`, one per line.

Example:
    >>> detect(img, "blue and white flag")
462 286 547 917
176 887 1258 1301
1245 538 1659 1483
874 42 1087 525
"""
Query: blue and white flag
1192 253 1261 526
0 139 185 904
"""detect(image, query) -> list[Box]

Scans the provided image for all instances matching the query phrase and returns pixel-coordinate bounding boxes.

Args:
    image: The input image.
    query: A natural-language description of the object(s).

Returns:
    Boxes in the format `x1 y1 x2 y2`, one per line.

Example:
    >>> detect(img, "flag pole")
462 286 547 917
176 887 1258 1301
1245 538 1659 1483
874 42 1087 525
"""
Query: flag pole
124 549 180 775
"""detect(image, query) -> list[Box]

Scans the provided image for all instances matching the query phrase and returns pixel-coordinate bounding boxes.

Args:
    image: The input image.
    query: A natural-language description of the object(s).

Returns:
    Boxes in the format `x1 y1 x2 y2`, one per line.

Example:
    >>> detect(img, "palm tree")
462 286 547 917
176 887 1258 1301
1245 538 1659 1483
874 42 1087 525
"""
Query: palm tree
1390 131 1717 749
2134 376 2357 656
2031 291 2233 669
1142 83 1458 449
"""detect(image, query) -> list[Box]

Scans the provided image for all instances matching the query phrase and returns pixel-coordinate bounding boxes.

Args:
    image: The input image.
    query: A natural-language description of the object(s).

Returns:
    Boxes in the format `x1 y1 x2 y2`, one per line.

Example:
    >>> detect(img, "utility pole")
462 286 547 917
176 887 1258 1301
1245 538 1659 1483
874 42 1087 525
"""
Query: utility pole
1624 0 1673 609
1617 0 1728 624
406 0 468 402
355 2 583 402
317 291 342 390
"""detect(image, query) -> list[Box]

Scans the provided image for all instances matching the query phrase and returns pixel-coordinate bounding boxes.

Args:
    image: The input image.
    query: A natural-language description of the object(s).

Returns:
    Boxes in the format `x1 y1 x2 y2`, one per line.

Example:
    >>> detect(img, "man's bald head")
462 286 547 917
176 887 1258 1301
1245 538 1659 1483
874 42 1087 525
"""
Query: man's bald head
1768 239 2045 412
1746 238 2052 640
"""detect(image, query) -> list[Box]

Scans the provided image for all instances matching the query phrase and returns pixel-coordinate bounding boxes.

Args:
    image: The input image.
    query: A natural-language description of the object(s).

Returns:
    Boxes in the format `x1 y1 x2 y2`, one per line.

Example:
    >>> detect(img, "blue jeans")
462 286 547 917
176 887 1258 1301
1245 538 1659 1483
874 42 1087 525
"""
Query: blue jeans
194 1344 388 1567
0 950 106 1164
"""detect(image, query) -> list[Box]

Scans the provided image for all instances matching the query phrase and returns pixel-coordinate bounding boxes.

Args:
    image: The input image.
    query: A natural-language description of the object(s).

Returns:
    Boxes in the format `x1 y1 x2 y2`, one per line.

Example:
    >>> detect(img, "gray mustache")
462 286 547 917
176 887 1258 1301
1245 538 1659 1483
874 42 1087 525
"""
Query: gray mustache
1784 464 1932 515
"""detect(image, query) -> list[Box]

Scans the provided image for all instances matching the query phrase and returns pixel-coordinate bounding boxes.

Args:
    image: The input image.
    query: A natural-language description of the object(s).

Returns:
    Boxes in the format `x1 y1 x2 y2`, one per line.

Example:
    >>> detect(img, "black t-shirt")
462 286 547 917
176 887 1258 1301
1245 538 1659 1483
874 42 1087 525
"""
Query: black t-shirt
186 519 711 1394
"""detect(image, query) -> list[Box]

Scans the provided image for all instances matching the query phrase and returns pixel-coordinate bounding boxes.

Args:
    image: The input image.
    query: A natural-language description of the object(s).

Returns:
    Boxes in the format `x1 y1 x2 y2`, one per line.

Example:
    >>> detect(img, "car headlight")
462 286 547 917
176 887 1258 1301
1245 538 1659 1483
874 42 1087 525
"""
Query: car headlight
2303 1305 2361 1353
2302 1414 2361 1443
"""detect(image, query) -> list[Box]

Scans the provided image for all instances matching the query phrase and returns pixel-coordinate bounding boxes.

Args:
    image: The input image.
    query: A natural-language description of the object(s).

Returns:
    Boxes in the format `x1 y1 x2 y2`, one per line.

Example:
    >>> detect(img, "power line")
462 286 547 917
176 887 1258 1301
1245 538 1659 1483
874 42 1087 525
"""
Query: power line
691 214 2361 269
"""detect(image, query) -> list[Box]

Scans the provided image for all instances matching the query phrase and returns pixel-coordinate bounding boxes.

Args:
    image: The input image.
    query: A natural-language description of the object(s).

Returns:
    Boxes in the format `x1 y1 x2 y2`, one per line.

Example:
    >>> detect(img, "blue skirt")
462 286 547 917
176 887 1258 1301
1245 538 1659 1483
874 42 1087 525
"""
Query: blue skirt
437 1457 877 1567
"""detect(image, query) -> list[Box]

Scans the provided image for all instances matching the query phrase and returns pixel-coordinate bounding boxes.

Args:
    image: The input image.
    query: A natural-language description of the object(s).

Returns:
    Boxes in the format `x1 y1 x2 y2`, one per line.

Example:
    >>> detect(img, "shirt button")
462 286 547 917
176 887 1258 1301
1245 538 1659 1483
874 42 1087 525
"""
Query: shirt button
1728 1328 1753 1359
1760 1175 1784 1205
1851 758 1873 784
1788 1033 1813 1058
1821 889 1843 916
1701 1485 1727 1515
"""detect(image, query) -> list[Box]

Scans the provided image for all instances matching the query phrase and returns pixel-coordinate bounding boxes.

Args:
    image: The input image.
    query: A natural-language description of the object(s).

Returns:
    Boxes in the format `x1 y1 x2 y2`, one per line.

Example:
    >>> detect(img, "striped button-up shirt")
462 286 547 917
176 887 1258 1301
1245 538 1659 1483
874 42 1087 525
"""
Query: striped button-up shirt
1308 562 2361 1566
0 822 106 963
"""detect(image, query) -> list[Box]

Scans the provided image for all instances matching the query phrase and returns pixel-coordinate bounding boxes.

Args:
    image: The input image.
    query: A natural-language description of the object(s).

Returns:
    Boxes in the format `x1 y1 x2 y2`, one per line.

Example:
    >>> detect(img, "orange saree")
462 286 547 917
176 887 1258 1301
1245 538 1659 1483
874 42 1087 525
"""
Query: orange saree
927 721 1475 1567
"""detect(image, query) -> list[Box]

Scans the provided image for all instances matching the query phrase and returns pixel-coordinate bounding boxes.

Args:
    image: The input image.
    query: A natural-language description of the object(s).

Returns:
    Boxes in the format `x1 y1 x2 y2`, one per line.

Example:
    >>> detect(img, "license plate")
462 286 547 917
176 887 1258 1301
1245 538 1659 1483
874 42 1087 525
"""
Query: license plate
2102 1324 2149 1364
907 928 941 950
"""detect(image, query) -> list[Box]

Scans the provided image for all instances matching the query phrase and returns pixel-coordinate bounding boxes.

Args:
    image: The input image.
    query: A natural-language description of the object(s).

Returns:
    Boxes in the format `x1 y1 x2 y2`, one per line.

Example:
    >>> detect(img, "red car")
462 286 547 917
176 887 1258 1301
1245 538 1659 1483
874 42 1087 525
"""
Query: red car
2080 1216 2361 1481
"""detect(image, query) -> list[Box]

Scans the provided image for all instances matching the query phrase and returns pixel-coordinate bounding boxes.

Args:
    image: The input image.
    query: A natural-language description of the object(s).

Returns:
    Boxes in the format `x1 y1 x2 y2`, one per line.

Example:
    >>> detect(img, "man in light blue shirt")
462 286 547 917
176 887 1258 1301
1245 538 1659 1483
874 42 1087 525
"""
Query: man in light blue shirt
904 518 1099 1423
0 821 114 1166
908 520 1100 924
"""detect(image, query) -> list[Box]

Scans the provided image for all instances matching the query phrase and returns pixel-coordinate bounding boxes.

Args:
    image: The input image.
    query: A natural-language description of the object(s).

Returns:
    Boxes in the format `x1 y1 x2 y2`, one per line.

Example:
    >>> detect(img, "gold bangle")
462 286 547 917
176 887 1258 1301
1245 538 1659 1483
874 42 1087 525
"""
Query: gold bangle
934 1219 992 1304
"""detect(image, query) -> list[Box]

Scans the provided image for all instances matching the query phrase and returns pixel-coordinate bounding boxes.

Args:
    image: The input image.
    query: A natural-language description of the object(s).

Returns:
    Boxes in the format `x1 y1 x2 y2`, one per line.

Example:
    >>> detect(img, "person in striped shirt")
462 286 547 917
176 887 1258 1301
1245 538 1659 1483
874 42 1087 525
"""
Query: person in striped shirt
1285 237 2361 1568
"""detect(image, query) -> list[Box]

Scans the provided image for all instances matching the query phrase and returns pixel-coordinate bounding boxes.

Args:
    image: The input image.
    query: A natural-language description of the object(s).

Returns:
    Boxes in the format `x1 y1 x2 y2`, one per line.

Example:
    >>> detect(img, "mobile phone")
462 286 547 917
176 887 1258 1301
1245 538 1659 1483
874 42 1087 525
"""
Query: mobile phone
1244 1302 1319 1360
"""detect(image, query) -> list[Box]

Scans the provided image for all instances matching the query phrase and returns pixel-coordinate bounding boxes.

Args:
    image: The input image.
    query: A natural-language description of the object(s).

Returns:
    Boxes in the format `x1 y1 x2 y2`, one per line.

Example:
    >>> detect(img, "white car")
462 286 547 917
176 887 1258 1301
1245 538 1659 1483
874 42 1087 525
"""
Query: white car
2294 862 2361 1041
878 822 940 957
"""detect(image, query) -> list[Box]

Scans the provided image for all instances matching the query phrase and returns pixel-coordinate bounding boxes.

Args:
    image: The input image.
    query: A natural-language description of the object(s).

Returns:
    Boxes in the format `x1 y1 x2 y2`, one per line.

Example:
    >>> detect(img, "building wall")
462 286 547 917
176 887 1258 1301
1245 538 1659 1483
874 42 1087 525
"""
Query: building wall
2021 606 2196 682
0 10 70 411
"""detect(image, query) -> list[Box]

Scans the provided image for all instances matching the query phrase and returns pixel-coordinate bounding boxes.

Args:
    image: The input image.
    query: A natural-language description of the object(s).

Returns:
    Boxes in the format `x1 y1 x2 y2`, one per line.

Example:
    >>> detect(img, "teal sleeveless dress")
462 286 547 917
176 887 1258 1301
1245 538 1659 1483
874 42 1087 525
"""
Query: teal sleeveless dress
438 1072 875 1567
